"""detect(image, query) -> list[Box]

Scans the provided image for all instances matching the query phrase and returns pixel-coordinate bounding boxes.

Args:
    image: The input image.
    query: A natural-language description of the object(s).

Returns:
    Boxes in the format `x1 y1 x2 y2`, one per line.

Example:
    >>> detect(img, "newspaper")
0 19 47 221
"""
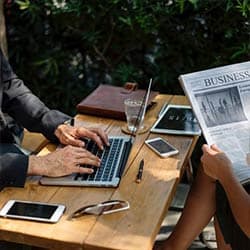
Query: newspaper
179 61 250 184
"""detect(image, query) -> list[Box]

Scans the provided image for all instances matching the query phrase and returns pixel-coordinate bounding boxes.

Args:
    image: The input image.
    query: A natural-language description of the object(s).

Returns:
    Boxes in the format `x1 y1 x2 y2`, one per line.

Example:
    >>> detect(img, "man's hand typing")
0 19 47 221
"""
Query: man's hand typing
54 124 109 150
28 145 101 177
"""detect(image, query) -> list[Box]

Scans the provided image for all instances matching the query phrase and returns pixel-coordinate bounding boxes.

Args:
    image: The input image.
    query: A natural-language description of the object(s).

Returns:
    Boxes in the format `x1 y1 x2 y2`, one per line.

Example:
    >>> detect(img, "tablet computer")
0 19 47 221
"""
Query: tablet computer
151 104 201 135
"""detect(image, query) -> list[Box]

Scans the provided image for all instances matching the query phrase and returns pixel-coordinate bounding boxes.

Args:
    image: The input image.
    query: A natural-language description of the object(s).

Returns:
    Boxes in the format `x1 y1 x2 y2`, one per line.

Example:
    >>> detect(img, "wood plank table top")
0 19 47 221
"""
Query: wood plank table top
0 95 199 250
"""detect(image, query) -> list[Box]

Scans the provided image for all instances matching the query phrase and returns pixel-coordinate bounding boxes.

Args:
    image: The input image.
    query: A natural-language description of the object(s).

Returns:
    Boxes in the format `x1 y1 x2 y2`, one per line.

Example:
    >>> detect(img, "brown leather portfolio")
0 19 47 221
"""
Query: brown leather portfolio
76 84 158 120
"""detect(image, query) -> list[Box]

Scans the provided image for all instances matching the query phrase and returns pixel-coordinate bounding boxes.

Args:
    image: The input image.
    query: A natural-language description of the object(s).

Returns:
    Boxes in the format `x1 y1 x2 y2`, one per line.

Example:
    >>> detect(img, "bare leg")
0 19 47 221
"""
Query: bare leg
156 166 216 250
214 217 232 250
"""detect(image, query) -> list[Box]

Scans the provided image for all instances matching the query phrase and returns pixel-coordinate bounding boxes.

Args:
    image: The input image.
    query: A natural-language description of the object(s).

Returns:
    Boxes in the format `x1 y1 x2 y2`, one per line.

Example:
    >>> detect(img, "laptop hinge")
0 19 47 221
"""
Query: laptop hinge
117 139 133 178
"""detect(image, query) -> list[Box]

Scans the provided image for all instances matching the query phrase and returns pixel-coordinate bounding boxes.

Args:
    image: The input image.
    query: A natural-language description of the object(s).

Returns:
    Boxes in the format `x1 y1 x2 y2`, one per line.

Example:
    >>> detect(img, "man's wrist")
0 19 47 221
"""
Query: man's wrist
28 155 47 176
54 123 69 140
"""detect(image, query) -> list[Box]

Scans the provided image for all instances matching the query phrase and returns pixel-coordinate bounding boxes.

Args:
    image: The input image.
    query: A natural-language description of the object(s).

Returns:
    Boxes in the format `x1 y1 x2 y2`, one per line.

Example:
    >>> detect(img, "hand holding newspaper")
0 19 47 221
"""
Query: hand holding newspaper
179 61 250 184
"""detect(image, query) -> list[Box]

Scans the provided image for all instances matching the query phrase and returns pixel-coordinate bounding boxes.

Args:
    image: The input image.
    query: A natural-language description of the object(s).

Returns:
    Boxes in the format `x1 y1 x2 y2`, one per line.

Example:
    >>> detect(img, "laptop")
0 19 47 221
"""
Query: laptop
40 80 152 187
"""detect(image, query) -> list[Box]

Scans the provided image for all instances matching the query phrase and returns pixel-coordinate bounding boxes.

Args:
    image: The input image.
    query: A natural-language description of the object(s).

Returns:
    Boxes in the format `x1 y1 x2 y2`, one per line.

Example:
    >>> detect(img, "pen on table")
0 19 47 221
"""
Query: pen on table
136 159 144 183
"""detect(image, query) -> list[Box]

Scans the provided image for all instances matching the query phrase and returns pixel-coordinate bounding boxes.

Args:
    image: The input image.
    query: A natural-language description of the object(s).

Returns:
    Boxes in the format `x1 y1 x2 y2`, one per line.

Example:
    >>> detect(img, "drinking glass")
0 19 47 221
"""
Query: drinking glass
124 98 144 133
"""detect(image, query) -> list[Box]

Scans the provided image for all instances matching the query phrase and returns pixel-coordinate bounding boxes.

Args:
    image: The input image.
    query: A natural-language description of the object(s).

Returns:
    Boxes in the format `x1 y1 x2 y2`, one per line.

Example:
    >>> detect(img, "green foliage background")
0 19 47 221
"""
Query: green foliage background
5 0 250 115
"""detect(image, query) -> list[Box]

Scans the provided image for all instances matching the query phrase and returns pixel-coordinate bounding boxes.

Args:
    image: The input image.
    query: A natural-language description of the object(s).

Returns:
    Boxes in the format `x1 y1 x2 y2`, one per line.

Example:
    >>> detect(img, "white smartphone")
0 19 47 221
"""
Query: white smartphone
0 200 65 223
145 137 179 158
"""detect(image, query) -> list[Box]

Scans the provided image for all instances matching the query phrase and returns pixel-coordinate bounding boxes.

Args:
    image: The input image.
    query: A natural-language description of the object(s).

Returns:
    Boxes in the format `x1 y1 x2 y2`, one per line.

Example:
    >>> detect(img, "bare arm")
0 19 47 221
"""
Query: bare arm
219 167 250 237
201 144 250 237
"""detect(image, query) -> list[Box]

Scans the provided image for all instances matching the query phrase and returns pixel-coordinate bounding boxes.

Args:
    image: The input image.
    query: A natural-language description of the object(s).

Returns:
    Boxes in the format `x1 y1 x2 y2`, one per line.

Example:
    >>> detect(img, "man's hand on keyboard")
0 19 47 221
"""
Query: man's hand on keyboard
28 145 101 177
55 124 109 150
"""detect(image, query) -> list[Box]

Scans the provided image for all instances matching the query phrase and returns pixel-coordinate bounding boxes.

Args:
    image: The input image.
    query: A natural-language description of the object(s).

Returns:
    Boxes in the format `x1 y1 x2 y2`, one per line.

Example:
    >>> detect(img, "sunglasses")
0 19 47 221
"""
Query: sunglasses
68 200 130 220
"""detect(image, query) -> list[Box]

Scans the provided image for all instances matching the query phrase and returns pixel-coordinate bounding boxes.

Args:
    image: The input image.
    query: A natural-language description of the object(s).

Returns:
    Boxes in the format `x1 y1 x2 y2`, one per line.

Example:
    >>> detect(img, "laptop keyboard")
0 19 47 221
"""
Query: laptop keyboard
74 138 124 182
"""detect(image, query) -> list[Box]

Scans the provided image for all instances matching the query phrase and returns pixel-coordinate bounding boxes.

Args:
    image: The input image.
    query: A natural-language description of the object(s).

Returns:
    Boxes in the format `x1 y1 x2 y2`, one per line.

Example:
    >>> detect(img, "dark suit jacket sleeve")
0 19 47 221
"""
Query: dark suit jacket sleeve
1 52 71 142
0 50 71 189
0 154 28 190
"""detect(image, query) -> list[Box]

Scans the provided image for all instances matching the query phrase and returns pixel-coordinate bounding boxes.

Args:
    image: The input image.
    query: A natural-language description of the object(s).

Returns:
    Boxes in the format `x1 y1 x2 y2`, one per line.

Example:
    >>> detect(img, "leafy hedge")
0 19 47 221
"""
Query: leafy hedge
5 0 250 115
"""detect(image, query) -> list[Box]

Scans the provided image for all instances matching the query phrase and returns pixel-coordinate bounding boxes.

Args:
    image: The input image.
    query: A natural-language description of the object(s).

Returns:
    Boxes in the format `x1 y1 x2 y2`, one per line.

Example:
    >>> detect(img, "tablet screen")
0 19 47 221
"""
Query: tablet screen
151 104 201 135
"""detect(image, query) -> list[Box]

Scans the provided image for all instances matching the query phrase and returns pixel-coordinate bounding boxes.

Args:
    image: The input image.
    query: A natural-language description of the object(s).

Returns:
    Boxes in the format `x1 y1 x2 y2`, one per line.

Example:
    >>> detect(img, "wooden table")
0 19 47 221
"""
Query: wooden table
0 95 198 250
